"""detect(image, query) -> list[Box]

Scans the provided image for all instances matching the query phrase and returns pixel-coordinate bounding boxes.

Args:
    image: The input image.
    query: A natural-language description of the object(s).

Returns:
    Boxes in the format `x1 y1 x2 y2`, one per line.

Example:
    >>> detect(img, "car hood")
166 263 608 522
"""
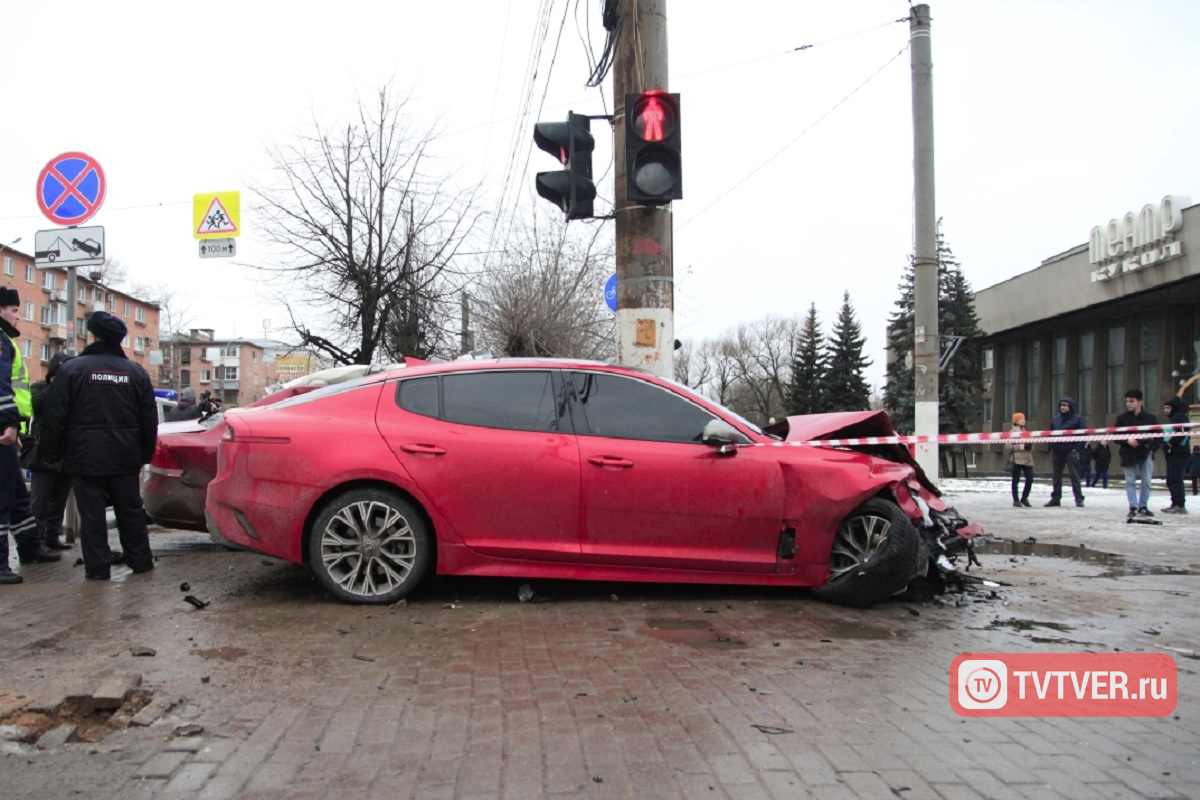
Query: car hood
763 410 939 496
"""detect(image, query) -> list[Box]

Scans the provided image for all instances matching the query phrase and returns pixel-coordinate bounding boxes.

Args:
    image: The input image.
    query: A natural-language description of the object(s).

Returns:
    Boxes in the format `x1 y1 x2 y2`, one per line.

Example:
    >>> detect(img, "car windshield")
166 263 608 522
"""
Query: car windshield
660 376 767 436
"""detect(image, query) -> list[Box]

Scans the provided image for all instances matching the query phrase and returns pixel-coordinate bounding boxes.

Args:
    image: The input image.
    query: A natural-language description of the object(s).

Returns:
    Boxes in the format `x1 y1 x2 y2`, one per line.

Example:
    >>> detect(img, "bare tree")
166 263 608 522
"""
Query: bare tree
253 85 480 365
472 212 615 360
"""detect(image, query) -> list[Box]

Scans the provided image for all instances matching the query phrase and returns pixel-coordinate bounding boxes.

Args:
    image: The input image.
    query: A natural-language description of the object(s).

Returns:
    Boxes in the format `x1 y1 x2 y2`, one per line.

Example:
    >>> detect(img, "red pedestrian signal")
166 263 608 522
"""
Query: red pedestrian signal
625 90 681 205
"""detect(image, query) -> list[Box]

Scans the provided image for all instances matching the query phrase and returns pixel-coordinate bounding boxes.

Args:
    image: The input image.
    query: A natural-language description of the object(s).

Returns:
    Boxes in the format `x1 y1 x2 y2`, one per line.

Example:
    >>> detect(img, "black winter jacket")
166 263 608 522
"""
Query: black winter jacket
1115 408 1159 467
38 342 158 475
1049 397 1087 454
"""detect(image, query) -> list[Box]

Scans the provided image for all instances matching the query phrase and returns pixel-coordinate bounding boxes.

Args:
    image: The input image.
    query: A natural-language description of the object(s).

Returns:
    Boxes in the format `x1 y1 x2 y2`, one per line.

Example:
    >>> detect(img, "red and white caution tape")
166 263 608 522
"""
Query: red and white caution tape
759 422 1198 448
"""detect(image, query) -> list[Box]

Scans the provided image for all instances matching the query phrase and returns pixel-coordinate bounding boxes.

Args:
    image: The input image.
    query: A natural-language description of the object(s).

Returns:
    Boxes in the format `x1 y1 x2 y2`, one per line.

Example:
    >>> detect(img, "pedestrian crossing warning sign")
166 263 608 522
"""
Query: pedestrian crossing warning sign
193 191 240 239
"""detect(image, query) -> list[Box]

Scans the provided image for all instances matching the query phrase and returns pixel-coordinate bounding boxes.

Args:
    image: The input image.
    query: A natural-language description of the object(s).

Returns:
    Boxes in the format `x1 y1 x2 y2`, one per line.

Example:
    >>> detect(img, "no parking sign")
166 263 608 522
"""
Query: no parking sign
36 152 106 226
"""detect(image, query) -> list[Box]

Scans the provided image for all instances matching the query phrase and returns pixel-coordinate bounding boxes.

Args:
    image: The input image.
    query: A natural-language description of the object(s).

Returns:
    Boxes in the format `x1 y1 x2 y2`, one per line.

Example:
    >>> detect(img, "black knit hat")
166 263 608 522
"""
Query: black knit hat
86 311 128 343
0 287 18 307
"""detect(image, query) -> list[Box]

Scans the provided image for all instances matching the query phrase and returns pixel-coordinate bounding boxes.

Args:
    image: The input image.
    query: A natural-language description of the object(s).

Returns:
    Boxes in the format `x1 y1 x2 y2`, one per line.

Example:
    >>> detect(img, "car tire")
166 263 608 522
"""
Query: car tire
812 497 919 609
308 488 433 605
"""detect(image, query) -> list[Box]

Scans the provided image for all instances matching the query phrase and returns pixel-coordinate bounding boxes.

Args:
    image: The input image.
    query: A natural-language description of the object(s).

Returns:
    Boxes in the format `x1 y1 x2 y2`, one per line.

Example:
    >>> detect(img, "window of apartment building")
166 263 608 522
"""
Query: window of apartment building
107 294 116 311
1051 335 1067 412
222 367 238 381
1026 340 1041 420
982 347 993 371
42 272 55 291
1003 343 1017 422
25 264 35 283
39 304 52 325
181 369 191 386
92 287 101 305
222 345 239 358
123 300 131 317
4 256 13 276
1078 330 1095 417
1107 324 1126 412
1139 315 1161 400
134 336 145 353
21 340 31 358
200 370 211 384
135 306 145 323
23 301 33 321
180 347 191 364
39 343 51 361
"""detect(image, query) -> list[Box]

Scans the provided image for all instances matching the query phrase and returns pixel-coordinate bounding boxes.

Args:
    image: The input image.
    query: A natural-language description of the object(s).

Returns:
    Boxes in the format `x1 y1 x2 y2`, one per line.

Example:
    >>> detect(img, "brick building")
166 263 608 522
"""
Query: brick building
162 330 272 407
1 245 161 383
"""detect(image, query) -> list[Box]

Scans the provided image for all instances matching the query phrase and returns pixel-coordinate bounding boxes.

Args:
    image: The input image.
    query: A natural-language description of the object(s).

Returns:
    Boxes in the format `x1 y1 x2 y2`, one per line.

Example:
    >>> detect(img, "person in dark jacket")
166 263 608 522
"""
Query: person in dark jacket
1187 445 1200 496
28 353 75 550
166 386 202 422
1115 388 1159 519
39 312 158 580
1045 396 1087 507
1160 396 1190 514
1090 441 1112 489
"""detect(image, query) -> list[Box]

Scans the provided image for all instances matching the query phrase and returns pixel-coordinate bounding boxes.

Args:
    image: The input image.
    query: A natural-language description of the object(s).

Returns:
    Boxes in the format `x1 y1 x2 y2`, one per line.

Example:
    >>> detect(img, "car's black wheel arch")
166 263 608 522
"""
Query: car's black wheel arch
301 479 438 570
811 493 920 609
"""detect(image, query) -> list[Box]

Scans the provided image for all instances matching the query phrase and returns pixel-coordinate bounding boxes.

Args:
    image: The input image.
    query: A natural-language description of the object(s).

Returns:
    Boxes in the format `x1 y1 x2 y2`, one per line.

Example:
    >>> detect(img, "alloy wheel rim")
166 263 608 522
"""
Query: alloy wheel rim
319 500 417 597
828 514 891 581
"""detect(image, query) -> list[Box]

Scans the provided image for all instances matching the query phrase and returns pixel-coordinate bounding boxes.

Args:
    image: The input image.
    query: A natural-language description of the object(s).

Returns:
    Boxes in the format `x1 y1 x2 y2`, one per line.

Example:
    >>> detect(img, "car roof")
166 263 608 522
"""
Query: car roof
378 357 632 379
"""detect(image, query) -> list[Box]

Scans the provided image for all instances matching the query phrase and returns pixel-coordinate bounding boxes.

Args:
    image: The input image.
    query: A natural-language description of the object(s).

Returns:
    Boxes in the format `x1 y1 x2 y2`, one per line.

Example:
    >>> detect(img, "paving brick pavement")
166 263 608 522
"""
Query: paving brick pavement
0 484 1197 798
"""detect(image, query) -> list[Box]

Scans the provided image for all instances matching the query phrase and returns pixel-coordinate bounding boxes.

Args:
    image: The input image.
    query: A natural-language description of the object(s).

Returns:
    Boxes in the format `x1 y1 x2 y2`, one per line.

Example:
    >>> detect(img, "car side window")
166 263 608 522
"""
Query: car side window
397 377 439 418
567 371 717 443
441 371 563 432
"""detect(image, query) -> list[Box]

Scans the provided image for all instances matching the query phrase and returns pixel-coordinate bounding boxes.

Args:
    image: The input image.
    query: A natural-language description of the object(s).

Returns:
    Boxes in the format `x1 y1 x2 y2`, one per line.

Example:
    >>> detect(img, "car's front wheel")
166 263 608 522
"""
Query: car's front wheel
308 488 433 604
812 497 919 609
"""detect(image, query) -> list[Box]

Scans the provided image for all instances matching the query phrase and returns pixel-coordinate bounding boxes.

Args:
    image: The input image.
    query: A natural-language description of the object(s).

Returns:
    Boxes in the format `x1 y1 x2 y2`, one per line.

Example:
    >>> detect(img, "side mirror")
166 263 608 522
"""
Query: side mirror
702 419 750 455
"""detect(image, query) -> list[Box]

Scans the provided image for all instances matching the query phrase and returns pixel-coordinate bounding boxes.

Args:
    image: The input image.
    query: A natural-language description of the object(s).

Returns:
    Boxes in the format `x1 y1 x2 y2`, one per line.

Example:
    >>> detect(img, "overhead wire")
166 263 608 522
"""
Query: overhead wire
678 43 910 232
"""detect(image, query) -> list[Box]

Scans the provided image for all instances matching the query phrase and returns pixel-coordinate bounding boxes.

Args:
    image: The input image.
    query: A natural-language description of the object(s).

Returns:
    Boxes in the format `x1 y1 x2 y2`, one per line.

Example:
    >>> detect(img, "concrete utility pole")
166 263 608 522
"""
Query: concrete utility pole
614 0 673 378
460 291 472 355
910 4 939 482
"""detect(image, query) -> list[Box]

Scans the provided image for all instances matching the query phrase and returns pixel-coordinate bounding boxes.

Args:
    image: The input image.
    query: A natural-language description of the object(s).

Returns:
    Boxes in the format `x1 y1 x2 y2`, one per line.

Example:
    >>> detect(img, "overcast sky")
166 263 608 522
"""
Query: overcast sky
2 0 1198 389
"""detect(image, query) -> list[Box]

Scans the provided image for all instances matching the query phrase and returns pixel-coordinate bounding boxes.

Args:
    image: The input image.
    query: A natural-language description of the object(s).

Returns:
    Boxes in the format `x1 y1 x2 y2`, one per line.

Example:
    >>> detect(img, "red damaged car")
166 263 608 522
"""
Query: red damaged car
206 359 981 606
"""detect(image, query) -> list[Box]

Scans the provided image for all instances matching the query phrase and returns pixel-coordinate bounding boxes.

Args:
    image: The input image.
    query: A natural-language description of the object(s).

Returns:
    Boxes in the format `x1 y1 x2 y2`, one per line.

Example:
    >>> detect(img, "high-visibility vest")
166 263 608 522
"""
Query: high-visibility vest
8 336 31 432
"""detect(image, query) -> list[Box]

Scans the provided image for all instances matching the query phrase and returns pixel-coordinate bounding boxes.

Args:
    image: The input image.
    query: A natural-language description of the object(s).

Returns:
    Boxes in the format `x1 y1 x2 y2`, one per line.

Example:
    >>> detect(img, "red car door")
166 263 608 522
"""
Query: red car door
376 370 581 563
567 371 784 573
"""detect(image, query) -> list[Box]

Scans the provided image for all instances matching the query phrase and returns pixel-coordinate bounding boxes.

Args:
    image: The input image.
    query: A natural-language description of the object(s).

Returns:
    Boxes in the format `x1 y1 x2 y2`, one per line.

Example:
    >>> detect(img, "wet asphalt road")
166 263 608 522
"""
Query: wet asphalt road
0 482 1197 799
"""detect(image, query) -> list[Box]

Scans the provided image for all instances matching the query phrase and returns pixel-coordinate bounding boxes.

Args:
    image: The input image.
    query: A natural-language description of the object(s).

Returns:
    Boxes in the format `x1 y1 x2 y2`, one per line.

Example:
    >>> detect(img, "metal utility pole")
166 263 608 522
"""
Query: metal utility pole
614 0 673 378
910 4 939 482
460 292 473 355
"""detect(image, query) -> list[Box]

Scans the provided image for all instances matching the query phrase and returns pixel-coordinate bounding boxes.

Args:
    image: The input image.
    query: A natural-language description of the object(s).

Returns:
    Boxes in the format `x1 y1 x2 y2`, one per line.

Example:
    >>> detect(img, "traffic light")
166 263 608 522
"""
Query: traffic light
533 111 596 220
625 90 681 205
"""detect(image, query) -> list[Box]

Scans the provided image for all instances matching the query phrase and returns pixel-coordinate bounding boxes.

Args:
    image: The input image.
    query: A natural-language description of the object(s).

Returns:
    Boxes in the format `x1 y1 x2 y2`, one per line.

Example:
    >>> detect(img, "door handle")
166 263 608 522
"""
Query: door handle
400 443 446 456
587 455 634 469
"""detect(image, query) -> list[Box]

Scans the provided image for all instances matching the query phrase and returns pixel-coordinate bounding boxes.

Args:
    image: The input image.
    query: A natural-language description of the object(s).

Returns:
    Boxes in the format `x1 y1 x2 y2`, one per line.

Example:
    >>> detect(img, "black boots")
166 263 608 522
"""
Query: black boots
44 534 73 551
18 547 62 564
0 570 22 585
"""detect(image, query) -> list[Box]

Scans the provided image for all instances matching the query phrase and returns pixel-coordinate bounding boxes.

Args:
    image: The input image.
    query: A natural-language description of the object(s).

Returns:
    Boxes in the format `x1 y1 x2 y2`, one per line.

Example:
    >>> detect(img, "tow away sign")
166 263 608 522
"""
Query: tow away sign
34 226 105 267
199 238 235 258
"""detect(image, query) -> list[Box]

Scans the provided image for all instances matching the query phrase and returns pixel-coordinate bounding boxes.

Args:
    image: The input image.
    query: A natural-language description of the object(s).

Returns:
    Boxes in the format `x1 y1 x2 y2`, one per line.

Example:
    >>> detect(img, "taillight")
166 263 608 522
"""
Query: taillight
151 440 182 471
223 425 289 445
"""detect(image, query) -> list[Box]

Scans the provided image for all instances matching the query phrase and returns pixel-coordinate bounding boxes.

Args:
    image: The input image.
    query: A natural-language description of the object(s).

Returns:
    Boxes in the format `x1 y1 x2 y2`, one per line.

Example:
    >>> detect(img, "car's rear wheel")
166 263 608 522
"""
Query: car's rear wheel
812 497 919 609
308 488 433 604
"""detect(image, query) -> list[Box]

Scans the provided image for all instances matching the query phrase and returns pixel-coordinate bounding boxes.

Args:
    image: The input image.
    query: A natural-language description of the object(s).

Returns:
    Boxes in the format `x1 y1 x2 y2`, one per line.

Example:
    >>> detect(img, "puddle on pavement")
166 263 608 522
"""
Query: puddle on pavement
978 539 1196 578
646 619 746 649
987 618 1074 632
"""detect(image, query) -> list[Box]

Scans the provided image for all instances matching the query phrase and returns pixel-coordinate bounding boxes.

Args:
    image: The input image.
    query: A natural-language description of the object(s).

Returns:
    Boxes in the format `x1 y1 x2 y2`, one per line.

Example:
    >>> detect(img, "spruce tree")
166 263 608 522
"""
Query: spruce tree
786 303 827 415
883 260 917 433
824 291 872 412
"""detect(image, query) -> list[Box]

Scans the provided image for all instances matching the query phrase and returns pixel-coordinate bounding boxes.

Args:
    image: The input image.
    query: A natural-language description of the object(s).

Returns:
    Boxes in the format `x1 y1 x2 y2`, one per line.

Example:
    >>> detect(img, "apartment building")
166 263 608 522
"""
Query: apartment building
164 330 271 407
1 245 161 383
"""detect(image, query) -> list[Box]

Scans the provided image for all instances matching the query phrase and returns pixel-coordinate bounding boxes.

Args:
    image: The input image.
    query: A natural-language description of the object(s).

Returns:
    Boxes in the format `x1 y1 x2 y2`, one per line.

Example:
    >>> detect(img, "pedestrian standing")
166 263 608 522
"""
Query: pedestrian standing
1009 413 1034 507
166 386 202 422
1115 388 1159 519
1160 396 1190 514
1078 441 1093 489
1091 441 1112 489
39 312 158 581
1045 397 1087 507
0 288 61 585
1187 445 1200 497
28 353 75 550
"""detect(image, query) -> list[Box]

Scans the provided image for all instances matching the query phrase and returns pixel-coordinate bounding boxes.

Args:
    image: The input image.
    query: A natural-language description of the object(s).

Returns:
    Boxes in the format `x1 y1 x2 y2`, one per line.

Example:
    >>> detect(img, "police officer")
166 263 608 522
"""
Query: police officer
39 311 158 580
1 287 60 584
29 353 75 550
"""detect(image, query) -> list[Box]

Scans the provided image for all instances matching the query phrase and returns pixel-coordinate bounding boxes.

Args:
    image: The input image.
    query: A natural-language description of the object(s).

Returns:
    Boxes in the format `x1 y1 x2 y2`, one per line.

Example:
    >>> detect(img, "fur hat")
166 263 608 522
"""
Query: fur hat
0 287 19 307
86 311 127 343
47 353 72 380
1012 413 1026 425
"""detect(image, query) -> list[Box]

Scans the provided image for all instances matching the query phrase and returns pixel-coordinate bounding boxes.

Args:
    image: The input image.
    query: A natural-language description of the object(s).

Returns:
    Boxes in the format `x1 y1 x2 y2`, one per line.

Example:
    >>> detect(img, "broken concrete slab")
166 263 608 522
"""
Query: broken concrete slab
92 672 142 711
0 724 33 742
131 695 174 727
36 724 77 749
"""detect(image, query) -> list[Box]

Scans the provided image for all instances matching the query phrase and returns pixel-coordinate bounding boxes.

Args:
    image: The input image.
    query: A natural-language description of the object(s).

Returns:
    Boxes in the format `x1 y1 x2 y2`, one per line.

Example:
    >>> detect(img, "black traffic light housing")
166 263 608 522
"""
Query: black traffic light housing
625 90 681 205
533 112 596 220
